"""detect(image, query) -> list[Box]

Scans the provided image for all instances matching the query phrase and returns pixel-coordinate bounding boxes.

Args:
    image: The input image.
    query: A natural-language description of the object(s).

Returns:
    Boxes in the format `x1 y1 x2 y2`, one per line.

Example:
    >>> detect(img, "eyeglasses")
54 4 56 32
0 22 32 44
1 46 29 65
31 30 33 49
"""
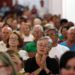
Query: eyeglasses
47 33 58 37
65 66 75 70
9 38 18 41
38 44 49 48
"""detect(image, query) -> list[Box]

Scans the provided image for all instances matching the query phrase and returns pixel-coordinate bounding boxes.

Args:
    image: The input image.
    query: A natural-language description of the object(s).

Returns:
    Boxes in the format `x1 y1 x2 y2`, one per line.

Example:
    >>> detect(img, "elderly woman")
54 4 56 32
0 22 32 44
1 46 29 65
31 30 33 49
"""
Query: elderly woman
24 36 59 75
0 52 17 75
60 51 75 75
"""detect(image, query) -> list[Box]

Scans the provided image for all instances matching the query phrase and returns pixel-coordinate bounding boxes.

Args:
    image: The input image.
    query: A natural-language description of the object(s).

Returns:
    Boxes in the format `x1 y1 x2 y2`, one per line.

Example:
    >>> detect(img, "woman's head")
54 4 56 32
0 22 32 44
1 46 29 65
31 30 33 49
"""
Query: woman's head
0 52 17 75
37 36 52 55
8 32 24 48
60 51 75 75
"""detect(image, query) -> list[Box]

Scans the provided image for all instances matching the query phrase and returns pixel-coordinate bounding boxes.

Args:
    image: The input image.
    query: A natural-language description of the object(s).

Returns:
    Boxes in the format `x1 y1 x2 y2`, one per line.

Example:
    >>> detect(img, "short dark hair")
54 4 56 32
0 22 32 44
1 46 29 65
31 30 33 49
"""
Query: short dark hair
60 19 68 25
60 51 75 69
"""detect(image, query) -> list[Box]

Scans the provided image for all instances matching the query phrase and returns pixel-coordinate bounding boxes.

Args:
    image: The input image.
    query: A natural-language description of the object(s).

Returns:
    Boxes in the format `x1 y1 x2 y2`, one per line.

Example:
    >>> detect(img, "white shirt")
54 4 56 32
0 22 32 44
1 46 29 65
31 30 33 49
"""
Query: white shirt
49 44 70 60
18 50 29 60
38 6 48 18
23 34 34 42
0 41 7 52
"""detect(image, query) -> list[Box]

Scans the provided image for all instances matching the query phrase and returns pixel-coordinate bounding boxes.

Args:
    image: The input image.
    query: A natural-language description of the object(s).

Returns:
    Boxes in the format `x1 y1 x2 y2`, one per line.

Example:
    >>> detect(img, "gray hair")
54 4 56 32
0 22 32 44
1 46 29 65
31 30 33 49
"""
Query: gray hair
32 25 44 34
2 26 12 32
68 26 75 33
37 36 53 47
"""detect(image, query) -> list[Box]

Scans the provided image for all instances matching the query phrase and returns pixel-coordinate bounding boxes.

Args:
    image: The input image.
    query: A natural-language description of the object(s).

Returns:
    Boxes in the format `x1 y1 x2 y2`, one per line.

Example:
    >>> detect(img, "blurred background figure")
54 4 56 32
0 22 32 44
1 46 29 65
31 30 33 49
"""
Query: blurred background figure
0 52 17 75
60 51 75 75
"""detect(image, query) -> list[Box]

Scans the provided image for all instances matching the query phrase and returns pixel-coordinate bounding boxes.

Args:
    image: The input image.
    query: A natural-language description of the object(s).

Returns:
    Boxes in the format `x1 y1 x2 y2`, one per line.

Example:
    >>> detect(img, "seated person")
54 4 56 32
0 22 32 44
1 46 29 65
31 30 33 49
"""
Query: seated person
6 50 25 75
23 25 44 58
24 36 59 75
60 51 75 75
0 52 17 75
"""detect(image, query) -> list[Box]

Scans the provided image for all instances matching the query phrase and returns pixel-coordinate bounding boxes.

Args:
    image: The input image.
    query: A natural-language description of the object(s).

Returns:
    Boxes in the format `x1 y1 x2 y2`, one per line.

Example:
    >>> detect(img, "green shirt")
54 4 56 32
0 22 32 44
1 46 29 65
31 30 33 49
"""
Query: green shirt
22 41 37 52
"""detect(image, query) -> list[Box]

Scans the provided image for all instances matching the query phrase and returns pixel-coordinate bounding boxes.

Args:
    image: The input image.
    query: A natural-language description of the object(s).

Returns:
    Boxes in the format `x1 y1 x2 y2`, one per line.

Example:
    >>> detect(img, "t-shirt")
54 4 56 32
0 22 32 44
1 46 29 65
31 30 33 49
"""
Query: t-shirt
22 41 37 52
0 41 8 52
18 50 29 60
23 34 34 42
24 56 59 75
60 41 75 51
49 44 70 60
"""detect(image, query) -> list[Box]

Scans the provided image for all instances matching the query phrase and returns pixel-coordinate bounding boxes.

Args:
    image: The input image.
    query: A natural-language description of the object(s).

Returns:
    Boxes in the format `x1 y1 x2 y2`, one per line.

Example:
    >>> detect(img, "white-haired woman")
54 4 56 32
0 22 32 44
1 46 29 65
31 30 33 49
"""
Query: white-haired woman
24 36 59 75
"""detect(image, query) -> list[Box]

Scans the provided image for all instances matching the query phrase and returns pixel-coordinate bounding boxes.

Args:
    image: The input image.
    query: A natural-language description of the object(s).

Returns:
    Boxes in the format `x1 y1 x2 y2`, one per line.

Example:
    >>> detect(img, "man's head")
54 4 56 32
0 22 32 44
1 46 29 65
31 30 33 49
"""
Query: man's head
67 26 75 42
44 24 58 43
2 26 12 42
32 25 44 41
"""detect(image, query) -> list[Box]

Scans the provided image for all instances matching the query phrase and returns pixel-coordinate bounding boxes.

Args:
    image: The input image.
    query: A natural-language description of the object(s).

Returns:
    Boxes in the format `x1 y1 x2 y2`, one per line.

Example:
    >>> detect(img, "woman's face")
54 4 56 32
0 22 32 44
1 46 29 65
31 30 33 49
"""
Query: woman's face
60 58 75 75
9 33 19 47
0 60 12 75
37 39 49 55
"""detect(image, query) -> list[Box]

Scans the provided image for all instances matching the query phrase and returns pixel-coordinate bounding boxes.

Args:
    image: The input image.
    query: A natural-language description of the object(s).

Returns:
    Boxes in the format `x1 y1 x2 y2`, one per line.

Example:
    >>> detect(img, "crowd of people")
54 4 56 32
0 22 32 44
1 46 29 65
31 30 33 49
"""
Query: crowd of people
0 1 75 75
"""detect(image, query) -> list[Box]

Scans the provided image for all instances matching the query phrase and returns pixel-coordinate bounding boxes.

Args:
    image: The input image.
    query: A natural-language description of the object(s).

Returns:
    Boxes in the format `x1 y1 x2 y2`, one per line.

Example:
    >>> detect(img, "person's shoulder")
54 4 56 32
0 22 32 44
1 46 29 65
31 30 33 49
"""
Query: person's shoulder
58 44 70 50
25 57 35 63
60 41 67 46
24 57 36 72
60 41 66 44
46 56 59 73
47 56 58 63
26 41 36 46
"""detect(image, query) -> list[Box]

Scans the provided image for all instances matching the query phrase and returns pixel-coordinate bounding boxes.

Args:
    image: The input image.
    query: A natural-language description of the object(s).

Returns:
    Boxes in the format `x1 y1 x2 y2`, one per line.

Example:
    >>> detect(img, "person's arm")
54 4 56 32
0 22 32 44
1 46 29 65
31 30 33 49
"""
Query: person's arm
44 67 52 75
25 68 42 75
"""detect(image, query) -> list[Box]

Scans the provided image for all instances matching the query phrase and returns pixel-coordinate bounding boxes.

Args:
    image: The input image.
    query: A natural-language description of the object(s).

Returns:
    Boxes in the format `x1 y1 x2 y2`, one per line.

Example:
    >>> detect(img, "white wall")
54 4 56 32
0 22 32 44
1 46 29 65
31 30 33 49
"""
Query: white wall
62 0 75 23
48 0 62 15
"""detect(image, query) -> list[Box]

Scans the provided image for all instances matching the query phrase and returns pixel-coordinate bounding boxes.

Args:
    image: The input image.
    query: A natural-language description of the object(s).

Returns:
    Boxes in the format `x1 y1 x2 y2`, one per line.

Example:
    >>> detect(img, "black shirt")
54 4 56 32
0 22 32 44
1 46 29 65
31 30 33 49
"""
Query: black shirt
24 56 59 75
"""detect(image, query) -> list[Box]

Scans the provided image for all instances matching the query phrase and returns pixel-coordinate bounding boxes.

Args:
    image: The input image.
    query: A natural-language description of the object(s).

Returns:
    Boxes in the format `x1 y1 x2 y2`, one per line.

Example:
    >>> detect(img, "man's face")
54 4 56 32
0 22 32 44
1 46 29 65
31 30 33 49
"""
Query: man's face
46 29 58 42
2 28 11 41
67 29 75 41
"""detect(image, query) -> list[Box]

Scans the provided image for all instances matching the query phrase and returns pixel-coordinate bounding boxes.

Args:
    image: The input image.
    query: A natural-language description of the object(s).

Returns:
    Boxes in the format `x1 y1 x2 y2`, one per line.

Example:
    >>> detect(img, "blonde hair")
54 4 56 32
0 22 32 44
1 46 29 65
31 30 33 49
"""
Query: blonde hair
0 52 17 75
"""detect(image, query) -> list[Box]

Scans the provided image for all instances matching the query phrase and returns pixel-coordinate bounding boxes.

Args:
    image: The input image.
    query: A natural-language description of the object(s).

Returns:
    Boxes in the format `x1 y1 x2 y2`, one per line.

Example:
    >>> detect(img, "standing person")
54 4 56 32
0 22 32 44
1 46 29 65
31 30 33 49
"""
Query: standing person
24 37 59 75
38 0 48 18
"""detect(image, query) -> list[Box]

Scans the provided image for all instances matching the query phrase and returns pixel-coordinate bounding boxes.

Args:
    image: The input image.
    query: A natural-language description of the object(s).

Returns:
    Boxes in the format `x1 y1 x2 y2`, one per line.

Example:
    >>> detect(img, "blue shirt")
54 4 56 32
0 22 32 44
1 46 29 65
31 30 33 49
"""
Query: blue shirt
60 41 75 51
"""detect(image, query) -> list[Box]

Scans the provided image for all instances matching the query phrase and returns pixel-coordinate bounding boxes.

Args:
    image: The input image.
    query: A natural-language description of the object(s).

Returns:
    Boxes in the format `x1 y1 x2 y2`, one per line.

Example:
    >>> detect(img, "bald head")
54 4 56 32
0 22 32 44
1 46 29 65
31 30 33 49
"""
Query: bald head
2 26 12 41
